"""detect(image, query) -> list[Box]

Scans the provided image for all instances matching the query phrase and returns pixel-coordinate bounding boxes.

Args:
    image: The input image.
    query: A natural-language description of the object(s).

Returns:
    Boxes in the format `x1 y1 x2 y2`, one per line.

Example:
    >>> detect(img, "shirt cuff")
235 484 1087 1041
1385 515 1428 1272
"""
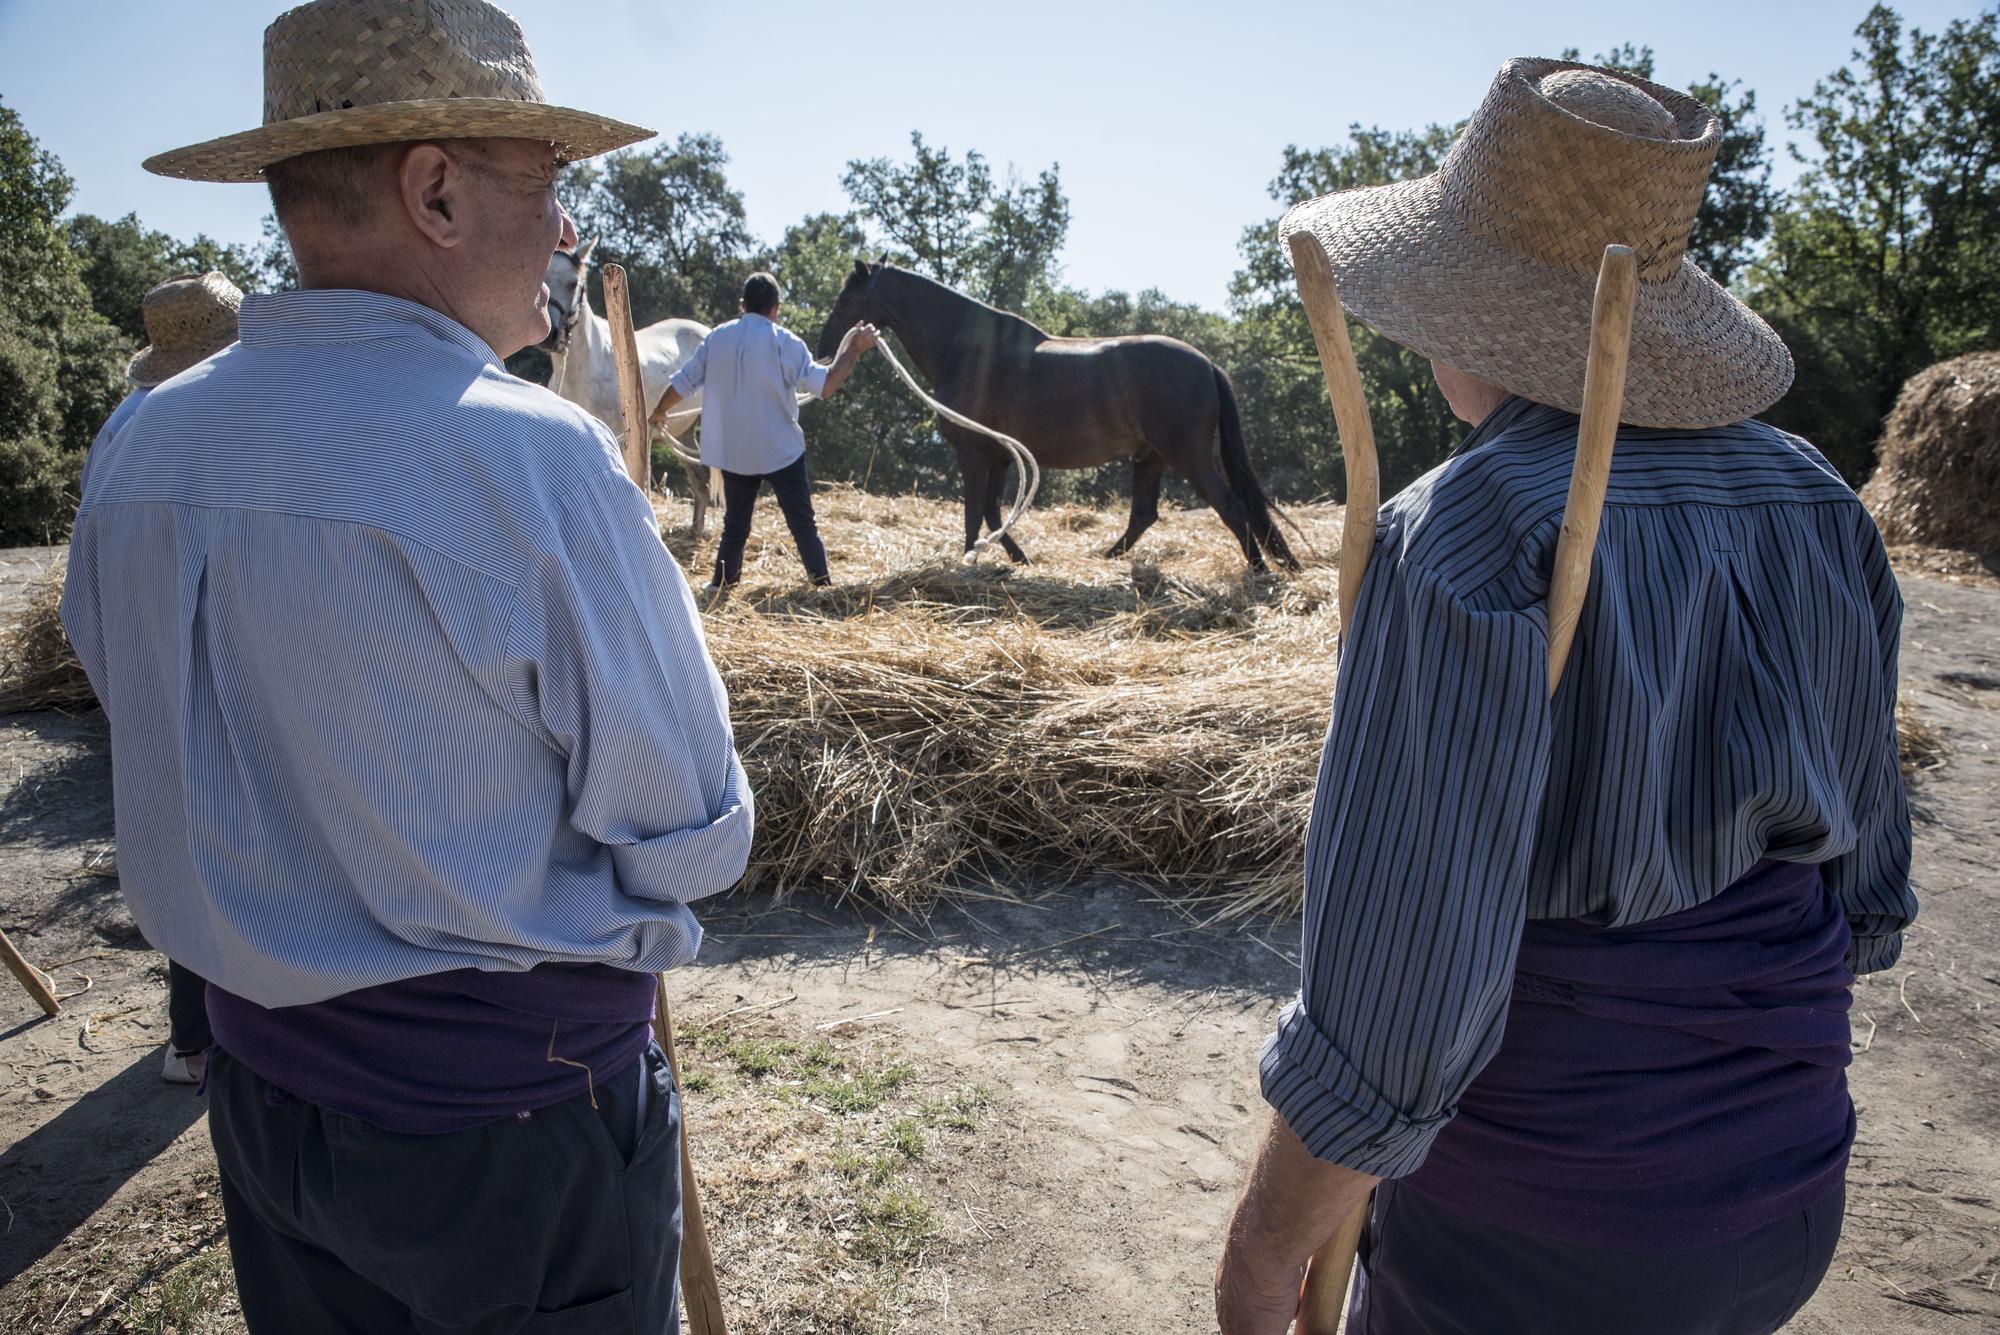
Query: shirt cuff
609 781 753 906
1259 998 1454 1178
799 362 831 398
1848 930 1903 976
668 367 698 399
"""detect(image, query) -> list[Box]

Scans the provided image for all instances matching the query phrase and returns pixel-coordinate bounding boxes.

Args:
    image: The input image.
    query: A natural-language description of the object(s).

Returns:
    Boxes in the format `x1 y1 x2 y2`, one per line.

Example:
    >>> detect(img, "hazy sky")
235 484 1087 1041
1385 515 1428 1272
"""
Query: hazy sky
1 0 1985 309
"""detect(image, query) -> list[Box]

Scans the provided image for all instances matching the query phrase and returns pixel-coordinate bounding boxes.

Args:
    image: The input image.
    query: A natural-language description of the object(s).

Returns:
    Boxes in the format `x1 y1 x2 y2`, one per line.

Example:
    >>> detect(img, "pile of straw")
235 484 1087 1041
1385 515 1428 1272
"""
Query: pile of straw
0 556 93 714
1863 352 2000 557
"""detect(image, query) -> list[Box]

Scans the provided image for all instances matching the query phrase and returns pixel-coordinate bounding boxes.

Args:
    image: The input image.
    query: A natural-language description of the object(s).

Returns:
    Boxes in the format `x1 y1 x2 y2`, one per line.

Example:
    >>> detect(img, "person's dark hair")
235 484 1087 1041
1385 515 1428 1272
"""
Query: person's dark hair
741 272 782 315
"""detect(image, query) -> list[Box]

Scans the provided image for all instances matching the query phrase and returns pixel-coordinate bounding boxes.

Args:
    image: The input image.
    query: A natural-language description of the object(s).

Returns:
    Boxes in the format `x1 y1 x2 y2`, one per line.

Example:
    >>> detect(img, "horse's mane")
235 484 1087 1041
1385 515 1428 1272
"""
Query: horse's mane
876 265 1051 341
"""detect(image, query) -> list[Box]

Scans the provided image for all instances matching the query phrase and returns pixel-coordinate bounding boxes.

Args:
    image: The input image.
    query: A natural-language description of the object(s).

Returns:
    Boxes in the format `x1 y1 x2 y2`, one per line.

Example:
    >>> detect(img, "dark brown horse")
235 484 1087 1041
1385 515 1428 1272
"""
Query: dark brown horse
816 261 1297 572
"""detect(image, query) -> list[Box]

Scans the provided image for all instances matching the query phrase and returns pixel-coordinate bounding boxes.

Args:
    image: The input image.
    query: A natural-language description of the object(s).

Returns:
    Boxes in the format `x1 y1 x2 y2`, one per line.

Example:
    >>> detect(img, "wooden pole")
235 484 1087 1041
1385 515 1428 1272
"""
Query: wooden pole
1287 243 1641 1335
603 259 728 1333
1546 245 1637 694
599 262 652 492
1285 231 1379 638
652 977 727 1335
0 927 60 1017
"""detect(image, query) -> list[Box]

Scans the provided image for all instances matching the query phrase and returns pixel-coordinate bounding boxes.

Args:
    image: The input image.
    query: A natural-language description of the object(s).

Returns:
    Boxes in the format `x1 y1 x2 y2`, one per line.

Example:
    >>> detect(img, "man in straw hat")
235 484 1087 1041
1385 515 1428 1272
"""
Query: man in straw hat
83 269 246 1087
1214 59 1912 1334
62 3 749 1329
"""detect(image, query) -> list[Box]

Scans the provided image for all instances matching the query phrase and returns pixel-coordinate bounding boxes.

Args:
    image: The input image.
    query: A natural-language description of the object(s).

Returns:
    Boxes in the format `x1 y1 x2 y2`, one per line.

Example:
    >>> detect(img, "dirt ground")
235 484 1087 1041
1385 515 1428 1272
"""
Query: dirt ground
1 541 1996 1332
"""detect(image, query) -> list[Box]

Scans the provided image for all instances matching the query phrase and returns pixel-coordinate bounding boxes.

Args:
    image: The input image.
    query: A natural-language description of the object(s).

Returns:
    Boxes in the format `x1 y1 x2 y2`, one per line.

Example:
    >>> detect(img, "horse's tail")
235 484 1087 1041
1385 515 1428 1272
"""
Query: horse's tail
1213 367 1300 571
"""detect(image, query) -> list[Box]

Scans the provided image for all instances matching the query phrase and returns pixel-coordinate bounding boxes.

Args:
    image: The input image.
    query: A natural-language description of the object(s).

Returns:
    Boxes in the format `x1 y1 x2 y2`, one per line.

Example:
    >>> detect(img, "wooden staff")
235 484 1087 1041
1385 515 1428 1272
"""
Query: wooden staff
1285 232 1379 637
1 926 61 1017
1286 241 1640 1335
602 260 728 1334
600 262 652 492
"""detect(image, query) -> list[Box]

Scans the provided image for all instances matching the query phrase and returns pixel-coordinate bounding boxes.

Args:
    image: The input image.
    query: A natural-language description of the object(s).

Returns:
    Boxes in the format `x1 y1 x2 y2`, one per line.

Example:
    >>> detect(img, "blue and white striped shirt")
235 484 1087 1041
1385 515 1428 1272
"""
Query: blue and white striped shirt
61 291 752 1008
1262 397 1914 1177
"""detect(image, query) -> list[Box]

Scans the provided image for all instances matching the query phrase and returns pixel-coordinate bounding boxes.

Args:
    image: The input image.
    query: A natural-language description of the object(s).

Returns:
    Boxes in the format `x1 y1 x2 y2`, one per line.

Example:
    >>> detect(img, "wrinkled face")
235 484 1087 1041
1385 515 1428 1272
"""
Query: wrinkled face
816 261 876 358
541 238 594 353
452 138 577 359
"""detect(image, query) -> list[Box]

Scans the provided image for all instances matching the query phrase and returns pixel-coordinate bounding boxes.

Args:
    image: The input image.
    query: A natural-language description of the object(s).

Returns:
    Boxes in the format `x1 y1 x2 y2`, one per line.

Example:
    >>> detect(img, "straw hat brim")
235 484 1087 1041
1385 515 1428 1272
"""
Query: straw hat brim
127 343 223 388
144 99 653 183
1281 175 1794 429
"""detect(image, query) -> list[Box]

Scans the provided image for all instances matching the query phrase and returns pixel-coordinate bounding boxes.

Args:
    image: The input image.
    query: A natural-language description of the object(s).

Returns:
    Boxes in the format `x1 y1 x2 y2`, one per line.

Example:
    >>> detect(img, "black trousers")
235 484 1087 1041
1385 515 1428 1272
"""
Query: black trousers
168 959 213 1053
712 455 828 586
1351 1179 1845 1335
206 1044 681 1334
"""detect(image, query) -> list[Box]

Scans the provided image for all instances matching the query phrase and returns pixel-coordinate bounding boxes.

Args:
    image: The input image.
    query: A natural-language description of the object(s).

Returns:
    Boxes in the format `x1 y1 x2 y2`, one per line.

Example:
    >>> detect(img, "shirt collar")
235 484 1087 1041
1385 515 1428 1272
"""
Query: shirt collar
236 289 504 369
1453 395 1572 459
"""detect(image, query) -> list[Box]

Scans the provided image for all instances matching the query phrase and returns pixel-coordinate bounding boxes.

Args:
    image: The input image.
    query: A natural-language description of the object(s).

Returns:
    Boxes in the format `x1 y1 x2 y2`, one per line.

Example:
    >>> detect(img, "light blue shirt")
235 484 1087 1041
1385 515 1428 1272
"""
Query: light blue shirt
669 311 829 475
60 290 753 1008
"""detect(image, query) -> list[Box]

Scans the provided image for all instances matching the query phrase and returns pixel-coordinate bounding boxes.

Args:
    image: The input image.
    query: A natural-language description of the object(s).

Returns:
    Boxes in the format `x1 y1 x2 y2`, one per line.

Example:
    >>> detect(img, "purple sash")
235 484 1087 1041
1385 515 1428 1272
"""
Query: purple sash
1403 859 1855 1248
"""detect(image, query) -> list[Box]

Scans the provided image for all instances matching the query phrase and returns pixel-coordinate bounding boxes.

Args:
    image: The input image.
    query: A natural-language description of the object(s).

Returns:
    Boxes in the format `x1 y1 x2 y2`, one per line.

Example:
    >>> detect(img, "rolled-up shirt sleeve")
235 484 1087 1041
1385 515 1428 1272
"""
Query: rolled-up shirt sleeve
667 336 709 398
508 461 753 905
1261 556 1552 1177
1827 514 1915 974
781 327 831 399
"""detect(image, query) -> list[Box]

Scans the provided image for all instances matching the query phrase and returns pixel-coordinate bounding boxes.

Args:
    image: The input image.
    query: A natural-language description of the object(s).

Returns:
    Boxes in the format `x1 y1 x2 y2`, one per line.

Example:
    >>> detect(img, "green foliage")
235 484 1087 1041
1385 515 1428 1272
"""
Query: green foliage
1749 4 2000 481
0 97 133 544
65 213 258 342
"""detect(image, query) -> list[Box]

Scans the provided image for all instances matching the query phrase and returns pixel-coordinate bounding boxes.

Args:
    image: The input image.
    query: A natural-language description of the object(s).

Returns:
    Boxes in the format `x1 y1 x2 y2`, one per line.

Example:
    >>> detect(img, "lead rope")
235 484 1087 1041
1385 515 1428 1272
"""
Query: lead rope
872 338 1041 560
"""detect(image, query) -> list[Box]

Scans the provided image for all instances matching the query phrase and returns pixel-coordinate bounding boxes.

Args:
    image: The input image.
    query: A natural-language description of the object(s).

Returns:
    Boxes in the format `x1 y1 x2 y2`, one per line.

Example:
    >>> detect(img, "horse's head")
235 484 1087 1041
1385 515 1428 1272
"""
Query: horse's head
816 258 887 359
541 236 597 353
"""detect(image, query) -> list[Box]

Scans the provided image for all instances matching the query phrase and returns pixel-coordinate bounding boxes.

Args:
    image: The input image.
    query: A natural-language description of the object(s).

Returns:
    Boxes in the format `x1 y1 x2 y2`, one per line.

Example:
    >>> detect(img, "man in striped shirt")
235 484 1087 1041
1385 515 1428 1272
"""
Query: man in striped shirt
1216 61 1913 1335
63 3 736 1331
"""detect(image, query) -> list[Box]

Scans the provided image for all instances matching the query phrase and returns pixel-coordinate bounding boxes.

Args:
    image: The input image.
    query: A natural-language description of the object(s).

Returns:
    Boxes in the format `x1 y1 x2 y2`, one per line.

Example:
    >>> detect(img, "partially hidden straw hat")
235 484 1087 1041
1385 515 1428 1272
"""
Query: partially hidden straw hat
1281 57 1793 428
143 0 652 183
128 272 245 387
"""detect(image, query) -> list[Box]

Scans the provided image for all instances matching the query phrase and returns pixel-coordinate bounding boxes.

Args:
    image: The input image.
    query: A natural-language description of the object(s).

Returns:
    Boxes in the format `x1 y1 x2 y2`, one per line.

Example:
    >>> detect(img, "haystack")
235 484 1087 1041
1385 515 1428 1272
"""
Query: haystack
1862 352 2000 556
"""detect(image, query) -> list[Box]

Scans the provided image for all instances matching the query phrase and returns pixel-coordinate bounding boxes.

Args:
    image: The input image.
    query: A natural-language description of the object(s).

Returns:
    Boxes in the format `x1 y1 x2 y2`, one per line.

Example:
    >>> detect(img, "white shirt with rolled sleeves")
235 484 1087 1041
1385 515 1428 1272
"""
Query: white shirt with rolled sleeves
668 312 829 476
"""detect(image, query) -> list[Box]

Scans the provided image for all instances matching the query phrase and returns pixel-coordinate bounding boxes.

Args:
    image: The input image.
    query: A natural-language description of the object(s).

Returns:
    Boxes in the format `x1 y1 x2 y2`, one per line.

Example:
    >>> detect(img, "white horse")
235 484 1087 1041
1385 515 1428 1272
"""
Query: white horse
541 239 719 535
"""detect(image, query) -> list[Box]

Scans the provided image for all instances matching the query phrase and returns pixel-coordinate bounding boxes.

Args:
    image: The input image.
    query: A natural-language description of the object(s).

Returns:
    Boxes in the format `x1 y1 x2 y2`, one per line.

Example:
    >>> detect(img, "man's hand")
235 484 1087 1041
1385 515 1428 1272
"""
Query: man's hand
819 322 880 399
648 385 684 435
1215 1113 1381 1335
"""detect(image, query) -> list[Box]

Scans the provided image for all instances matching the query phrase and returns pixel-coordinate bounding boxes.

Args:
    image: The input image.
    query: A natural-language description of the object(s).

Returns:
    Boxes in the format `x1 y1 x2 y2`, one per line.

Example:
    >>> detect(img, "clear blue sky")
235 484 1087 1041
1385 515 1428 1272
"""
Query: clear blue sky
1 0 1986 310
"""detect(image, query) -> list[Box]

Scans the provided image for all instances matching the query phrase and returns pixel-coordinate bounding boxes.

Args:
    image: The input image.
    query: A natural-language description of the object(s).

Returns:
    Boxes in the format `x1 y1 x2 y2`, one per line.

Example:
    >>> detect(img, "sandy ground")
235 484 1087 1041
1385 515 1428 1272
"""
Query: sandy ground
1 546 1996 1331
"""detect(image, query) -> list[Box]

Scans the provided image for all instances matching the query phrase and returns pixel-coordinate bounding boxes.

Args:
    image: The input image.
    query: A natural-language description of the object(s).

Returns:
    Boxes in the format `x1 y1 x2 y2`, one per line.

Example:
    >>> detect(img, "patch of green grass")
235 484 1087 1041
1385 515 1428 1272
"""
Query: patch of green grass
802 1061 915 1114
853 1184 938 1266
678 1069 713 1094
885 1117 926 1161
722 1035 800 1077
114 1243 234 1334
920 1085 992 1130
833 1150 900 1188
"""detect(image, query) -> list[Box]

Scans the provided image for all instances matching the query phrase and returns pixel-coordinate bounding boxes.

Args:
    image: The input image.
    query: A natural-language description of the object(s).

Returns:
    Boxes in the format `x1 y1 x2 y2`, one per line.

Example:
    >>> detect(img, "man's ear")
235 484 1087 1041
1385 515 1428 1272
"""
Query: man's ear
399 143 464 249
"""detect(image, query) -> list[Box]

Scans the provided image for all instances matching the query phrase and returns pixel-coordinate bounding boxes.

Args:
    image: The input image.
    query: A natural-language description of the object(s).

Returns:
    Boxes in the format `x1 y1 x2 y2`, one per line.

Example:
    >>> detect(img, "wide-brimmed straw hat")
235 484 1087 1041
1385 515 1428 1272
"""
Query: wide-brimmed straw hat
143 0 652 183
128 272 245 387
1281 57 1792 428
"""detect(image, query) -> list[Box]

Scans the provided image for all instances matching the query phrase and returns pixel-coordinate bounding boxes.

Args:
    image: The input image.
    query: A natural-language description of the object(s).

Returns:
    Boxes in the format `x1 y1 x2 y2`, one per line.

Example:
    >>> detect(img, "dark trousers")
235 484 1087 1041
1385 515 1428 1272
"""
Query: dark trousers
713 455 828 586
168 960 213 1053
206 1044 681 1334
1351 1179 1845 1335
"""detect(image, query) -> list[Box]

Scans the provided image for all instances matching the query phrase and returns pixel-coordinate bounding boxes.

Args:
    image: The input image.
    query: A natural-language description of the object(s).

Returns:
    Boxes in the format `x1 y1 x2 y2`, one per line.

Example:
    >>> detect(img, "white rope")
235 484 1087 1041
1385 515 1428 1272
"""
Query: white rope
872 339 1040 561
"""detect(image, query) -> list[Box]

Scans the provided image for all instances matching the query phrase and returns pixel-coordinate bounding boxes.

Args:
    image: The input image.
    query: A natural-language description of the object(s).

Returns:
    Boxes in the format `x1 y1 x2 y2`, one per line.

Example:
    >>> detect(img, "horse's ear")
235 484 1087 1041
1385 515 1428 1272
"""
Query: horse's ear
576 236 599 264
852 258 870 276
876 253 890 268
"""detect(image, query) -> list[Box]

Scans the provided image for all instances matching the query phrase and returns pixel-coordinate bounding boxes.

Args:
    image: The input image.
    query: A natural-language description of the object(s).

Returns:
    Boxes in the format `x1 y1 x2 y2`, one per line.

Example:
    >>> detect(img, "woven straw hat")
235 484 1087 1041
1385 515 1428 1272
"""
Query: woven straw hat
1281 58 1793 428
143 0 652 183
128 272 245 387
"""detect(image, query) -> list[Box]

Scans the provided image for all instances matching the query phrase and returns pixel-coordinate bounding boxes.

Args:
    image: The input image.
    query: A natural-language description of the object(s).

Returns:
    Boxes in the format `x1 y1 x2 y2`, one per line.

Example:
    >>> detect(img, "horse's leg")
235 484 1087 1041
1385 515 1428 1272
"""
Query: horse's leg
1106 449 1167 558
981 457 1029 565
948 428 991 557
1184 460 1267 573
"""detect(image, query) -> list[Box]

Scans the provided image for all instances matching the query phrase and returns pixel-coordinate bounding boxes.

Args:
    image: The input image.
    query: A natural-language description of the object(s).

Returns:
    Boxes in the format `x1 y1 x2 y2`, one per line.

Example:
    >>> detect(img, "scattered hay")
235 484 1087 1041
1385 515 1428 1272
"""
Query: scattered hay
0 554 93 714
1863 352 2000 560
1897 695 1949 779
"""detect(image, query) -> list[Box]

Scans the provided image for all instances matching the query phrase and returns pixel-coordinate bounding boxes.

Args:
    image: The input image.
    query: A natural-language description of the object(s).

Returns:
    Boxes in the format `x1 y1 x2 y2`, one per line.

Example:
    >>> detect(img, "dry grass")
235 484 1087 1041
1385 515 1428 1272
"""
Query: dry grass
1863 352 2000 561
0 554 94 713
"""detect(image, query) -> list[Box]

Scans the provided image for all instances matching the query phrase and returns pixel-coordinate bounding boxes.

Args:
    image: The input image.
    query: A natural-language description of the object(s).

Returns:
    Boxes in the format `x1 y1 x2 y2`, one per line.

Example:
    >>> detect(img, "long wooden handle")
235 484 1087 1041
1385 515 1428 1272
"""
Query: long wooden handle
0 927 60 1017
600 263 652 491
1547 245 1637 695
1286 231 1379 638
652 977 727 1335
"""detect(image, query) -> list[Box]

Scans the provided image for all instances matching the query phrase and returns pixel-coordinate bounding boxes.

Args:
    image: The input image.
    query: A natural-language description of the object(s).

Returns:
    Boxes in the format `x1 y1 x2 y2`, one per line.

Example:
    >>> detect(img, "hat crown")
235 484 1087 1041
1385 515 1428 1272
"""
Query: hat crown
1439 58 1720 280
141 272 243 351
262 0 546 125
